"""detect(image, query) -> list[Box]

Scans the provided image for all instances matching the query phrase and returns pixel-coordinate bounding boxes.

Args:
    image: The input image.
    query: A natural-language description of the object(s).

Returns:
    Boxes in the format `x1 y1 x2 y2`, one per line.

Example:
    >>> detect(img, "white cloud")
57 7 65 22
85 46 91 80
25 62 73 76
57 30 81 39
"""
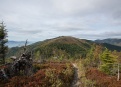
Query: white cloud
0 0 121 41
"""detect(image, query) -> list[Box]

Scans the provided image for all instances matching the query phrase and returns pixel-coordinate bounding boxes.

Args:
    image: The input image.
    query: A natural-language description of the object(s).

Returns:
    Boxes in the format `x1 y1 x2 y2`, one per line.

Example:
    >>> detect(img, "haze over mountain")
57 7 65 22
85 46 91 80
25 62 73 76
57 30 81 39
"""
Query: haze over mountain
95 38 121 46
7 41 33 47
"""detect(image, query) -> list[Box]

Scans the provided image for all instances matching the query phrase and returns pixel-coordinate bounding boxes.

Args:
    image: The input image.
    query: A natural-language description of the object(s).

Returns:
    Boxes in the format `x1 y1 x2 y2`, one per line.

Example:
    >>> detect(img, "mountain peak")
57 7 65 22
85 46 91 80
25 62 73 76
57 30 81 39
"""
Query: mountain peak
42 36 90 46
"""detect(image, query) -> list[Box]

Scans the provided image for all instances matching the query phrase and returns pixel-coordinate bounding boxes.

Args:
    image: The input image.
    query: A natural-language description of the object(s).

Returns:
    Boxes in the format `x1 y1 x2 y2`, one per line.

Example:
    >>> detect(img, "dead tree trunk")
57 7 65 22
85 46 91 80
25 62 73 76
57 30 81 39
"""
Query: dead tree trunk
117 63 120 81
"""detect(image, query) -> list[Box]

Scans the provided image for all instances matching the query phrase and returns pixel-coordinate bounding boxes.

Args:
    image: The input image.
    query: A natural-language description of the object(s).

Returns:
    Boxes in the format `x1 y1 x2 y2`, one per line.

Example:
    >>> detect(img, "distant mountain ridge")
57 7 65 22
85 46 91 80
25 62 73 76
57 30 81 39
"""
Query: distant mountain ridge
7 41 33 47
95 38 121 46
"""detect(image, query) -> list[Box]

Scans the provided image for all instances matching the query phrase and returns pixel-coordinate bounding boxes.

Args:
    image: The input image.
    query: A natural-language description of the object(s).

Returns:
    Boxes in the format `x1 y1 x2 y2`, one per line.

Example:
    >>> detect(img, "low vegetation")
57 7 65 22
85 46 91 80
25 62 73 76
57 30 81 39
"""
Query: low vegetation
86 68 121 87
0 62 74 87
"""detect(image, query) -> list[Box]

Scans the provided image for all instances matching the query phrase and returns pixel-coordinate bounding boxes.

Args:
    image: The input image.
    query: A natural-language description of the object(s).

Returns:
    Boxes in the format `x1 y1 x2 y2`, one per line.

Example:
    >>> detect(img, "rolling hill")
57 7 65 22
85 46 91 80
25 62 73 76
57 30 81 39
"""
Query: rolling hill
6 36 121 59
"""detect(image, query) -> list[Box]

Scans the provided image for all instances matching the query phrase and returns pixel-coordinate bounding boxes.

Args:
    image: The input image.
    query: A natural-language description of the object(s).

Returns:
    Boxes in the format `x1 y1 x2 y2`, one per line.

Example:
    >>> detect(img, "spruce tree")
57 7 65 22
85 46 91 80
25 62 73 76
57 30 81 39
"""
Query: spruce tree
0 22 8 64
100 48 117 75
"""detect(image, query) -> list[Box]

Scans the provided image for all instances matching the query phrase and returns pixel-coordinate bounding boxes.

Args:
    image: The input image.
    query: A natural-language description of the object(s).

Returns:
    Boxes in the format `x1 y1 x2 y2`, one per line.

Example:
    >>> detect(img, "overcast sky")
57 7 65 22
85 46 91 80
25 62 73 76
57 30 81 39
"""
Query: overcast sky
0 0 121 41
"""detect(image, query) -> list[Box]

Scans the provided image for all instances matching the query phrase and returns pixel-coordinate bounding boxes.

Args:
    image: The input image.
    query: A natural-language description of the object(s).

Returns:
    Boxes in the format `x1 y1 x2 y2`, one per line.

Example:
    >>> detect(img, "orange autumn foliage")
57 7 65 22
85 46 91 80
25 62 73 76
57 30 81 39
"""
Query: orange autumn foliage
0 62 74 87
86 68 121 87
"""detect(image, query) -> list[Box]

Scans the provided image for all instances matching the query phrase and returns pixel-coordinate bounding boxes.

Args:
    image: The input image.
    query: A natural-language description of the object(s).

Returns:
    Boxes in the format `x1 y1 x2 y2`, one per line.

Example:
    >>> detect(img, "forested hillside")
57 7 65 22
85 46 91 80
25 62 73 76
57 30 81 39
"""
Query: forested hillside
7 36 121 60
